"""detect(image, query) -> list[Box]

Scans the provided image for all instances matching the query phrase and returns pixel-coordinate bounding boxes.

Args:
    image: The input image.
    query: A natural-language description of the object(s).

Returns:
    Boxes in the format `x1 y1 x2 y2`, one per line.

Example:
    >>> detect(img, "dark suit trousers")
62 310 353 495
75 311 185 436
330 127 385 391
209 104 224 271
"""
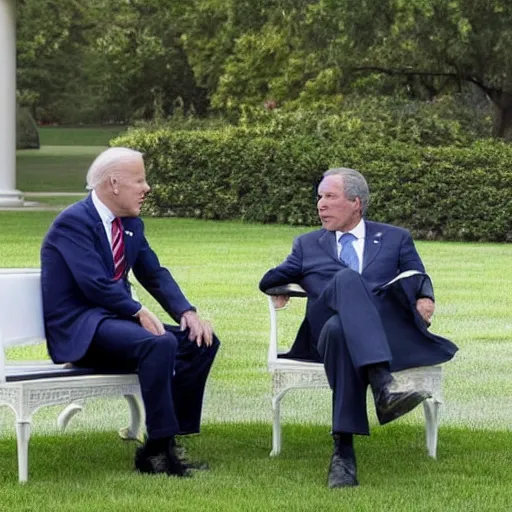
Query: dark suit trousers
315 269 391 435
74 318 220 439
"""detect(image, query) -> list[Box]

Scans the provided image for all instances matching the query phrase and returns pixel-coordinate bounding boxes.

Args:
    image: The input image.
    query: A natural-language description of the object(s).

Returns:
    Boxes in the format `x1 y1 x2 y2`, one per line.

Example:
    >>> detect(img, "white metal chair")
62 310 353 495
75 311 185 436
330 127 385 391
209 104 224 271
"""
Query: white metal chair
0 268 143 482
264 284 443 458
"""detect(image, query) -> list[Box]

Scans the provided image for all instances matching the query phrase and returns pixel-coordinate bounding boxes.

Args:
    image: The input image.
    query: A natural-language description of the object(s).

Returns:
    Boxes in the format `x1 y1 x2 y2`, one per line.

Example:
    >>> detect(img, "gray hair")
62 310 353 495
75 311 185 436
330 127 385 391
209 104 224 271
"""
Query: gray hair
323 167 370 216
86 147 144 190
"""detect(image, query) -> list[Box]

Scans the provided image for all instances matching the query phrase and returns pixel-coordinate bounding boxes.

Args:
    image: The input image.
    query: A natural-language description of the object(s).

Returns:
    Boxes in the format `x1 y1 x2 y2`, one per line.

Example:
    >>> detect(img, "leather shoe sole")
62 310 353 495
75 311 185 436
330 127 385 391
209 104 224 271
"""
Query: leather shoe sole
376 389 429 425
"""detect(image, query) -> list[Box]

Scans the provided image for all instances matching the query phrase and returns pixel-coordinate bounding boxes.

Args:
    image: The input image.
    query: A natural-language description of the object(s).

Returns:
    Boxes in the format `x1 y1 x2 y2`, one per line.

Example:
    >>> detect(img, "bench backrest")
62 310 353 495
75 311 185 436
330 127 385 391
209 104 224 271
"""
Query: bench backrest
0 268 45 347
0 269 45 380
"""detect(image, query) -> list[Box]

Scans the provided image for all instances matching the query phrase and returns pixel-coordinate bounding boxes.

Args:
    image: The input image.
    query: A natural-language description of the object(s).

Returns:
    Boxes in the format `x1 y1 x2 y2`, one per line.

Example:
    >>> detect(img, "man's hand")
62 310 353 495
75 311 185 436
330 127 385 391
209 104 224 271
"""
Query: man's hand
416 298 435 326
271 295 290 310
180 310 214 347
135 306 166 336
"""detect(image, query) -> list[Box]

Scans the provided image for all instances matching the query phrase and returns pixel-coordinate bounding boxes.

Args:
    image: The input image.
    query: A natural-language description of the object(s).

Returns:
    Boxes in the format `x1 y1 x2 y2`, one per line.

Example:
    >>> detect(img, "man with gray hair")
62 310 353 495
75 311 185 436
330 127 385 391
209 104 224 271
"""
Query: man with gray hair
41 147 219 477
260 168 457 488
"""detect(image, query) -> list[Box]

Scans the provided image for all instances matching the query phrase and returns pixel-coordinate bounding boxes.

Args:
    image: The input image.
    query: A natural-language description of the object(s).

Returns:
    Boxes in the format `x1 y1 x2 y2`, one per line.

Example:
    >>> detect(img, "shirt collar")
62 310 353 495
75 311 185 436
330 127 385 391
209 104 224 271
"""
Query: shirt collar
336 218 366 243
91 190 116 224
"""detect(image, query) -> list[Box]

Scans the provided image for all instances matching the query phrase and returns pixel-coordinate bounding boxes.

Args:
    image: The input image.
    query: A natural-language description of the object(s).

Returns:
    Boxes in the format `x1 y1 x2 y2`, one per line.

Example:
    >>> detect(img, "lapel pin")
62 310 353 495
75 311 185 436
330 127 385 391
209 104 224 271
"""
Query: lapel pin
125 230 133 237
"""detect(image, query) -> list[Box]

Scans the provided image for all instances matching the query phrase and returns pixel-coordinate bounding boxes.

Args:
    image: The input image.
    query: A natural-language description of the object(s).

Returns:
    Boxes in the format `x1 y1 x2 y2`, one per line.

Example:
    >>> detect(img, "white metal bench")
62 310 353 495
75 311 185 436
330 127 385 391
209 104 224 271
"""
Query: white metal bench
264 284 443 458
0 268 144 482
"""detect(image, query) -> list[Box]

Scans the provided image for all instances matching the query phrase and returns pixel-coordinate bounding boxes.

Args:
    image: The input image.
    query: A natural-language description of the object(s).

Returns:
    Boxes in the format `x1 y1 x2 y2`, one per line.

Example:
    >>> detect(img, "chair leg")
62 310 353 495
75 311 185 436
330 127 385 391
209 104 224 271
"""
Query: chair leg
57 402 84 431
423 398 441 459
118 394 143 442
270 395 282 457
16 421 32 483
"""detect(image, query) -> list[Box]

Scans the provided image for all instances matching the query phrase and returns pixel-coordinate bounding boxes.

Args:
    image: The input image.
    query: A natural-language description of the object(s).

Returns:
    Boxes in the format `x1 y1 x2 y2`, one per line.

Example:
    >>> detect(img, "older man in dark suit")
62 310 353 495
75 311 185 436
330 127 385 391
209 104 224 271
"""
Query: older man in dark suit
41 147 219 477
260 168 457 488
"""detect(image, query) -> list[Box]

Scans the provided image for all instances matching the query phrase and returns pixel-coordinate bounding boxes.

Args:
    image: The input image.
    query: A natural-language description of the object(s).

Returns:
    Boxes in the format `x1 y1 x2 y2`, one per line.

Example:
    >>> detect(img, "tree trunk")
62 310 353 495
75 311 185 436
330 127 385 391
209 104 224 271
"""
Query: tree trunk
491 91 512 141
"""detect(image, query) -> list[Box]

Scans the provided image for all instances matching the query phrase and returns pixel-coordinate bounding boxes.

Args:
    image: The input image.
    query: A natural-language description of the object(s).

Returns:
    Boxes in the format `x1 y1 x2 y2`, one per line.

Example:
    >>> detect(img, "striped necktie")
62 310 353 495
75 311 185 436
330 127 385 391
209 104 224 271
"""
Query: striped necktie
111 217 126 280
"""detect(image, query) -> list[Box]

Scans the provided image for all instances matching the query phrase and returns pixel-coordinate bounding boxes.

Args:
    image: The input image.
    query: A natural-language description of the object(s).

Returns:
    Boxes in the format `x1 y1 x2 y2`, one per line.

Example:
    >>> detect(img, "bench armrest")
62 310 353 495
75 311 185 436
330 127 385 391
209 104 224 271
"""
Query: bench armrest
263 283 307 298
265 284 307 363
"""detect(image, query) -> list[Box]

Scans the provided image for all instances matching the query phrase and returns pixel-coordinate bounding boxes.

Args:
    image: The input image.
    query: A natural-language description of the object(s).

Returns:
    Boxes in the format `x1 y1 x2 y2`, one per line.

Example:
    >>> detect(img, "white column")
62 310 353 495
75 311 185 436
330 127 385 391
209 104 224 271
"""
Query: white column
0 0 23 206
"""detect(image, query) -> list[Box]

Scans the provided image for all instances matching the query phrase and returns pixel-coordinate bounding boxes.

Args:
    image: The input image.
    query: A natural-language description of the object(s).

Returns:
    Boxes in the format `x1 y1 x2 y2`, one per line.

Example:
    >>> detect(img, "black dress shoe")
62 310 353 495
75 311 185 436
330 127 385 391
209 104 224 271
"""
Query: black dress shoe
135 441 191 477
328 452 359 488
171 439 209 471
375 384 430 425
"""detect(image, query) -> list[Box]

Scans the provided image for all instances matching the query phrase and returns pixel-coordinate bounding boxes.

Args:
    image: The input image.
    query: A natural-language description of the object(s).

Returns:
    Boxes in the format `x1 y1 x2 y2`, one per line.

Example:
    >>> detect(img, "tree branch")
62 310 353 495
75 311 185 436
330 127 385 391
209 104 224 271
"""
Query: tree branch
351 66 498 97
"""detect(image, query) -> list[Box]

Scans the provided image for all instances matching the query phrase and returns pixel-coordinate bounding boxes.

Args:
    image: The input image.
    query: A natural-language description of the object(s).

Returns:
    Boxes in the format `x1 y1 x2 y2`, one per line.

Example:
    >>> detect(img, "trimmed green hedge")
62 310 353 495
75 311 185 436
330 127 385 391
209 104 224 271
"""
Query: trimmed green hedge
114 127 331 224
112 128 512 242
329 142 512 242
16 106 40 149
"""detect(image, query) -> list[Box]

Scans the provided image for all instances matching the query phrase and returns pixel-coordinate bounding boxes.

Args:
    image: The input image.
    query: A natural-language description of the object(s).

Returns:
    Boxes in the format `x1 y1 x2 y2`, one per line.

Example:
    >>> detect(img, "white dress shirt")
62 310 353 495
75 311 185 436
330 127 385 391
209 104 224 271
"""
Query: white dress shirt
91 190 141 305
336 219 366 273
91 190 116 248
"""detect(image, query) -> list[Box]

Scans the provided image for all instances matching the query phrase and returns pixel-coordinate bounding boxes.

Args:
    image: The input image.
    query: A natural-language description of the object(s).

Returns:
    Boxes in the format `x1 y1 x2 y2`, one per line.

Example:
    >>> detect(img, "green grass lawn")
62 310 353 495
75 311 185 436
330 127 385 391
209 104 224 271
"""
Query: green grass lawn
2 211 512 509
38 125 127 146
24 194 87 208
16 146 103 192
0 424 510 512
5 142 512 508
17 126 127 193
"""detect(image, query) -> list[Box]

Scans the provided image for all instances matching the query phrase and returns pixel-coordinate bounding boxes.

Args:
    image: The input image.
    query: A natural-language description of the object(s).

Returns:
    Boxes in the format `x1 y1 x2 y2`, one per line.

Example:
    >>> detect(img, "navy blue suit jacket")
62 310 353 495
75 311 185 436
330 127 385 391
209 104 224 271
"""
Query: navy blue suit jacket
259 220 458 368
41 194 194 364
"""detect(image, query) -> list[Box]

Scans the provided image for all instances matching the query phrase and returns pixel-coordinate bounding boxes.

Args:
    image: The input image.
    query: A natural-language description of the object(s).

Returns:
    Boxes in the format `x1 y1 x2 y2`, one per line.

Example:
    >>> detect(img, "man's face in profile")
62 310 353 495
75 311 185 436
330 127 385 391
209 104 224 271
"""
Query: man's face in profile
113 158 151 217
317 175 362 232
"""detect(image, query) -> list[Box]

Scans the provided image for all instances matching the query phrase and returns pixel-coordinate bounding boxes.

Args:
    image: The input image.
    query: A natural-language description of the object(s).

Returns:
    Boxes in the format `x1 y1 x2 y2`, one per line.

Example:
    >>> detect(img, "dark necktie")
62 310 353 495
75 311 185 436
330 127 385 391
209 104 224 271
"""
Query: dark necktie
111 217 126 280
339 232 359 272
